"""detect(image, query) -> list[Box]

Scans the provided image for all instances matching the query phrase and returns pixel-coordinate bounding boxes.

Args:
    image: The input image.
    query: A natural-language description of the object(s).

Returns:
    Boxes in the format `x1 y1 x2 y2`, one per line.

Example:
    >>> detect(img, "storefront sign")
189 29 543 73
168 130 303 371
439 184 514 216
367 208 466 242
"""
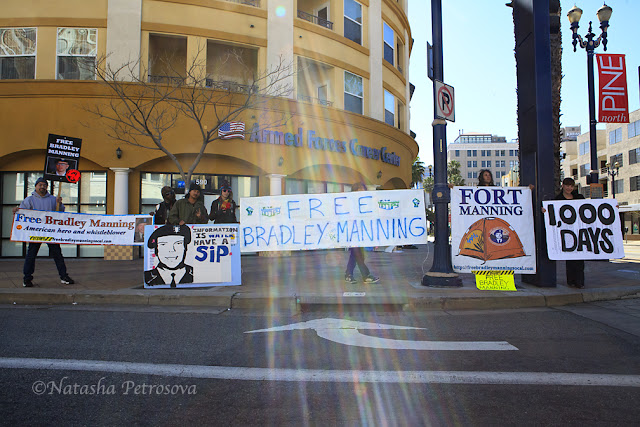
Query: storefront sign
451 187 536 273
248 124 401 166
597 53 629 123
239 189 427 252
11 210 150 246
44 133 82 183
143 224 241 288
542 200 624 260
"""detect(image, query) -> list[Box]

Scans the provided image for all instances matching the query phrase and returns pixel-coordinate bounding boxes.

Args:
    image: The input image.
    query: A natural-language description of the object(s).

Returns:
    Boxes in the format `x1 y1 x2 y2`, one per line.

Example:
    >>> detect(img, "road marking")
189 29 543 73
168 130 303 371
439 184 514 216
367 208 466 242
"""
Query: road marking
245 318 518 351
2 357 639 387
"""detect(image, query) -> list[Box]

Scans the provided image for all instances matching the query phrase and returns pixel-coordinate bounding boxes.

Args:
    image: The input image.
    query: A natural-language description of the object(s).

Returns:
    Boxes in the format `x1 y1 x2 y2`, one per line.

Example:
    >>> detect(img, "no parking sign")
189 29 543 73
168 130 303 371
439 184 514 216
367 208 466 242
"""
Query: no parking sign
435 80 455 122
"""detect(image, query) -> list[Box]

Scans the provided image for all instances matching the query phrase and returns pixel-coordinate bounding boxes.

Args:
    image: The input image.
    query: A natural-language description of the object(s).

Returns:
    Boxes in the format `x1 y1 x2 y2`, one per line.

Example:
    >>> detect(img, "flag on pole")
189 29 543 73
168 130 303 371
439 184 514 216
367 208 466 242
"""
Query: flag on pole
218 122 245 139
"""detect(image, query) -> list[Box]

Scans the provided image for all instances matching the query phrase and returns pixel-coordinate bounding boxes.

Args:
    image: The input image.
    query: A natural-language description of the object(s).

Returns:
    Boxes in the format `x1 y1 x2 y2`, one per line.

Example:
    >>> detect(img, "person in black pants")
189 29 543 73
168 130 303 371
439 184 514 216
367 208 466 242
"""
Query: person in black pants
554 177 585 288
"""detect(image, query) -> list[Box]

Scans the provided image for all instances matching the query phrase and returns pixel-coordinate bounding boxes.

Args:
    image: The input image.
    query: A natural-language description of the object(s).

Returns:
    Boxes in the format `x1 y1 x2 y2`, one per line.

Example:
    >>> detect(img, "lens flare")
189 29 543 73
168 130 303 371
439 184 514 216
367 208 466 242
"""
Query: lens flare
275 6 286 17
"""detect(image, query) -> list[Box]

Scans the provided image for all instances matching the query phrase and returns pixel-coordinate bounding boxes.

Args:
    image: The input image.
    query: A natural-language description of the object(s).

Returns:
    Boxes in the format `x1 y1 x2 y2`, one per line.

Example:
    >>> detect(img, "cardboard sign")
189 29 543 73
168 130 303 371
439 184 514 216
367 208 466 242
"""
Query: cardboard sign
143 224 241 288
597 53 629 123
44 134 82 183
239 190 428 252
451 187 536 273
542 200 624 260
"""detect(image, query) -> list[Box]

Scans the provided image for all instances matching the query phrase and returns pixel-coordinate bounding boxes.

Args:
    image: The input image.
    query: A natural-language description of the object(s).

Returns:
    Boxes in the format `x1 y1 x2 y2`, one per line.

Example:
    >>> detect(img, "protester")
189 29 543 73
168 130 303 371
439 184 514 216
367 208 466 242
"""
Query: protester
209 180 238 224
168 183 208 225
12 177 74 287
553 177 585 288
478 169 495 186
344 182 380 284
153 186 176 225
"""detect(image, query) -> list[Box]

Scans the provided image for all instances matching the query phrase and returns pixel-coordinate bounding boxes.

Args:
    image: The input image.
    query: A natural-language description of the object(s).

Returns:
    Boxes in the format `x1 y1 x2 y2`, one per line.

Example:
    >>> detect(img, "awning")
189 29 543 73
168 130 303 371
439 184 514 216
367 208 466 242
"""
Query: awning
619 203 640 213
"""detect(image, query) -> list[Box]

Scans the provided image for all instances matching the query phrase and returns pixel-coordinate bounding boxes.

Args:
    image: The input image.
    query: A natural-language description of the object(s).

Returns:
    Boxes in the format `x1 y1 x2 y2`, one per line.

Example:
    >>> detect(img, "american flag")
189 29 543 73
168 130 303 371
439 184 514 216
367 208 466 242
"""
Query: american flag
218 122 245 140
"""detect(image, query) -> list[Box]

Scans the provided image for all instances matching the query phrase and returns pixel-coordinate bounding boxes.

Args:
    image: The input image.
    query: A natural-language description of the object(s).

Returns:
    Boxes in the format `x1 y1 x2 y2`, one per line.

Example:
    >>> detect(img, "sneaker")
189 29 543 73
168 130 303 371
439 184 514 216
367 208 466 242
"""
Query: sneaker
363 275 380 284
344 274 357 284
61 276 75 285
23 279 33 288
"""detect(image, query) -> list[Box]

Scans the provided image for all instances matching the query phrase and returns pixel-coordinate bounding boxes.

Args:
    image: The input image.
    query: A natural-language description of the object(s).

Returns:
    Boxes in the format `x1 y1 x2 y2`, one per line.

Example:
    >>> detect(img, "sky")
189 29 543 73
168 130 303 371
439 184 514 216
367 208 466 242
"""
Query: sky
407 0 639 167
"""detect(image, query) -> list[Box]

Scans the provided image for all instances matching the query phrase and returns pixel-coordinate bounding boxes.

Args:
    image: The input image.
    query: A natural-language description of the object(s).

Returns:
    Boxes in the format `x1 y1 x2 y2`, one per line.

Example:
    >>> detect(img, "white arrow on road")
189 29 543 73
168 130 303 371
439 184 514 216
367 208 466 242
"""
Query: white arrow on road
245 318 518 351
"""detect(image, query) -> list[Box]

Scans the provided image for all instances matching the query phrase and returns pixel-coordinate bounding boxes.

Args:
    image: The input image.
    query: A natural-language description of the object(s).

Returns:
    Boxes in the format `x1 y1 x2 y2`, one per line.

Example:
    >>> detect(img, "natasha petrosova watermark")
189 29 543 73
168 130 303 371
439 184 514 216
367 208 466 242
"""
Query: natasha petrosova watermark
32 377 197 396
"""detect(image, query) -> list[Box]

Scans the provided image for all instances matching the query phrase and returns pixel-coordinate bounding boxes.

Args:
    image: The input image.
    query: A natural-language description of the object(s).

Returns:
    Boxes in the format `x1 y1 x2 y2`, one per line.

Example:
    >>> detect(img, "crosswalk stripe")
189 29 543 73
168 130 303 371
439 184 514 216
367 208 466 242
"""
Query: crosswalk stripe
1 357 640 387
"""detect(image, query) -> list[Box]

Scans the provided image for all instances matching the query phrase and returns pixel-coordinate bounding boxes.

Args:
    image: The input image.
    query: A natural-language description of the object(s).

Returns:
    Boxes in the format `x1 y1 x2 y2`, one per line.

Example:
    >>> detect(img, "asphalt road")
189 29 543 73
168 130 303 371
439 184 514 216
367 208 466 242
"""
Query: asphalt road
1 301 639 425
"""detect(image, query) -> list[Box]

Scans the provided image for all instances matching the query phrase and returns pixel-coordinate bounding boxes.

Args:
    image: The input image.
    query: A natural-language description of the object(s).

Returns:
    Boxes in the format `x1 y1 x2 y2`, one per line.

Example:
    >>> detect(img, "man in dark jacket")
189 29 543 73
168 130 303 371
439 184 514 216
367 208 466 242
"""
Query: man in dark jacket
209 181 238 224
554 177 586 288
12 177 74 287
168 183 208 225
153 186 176 225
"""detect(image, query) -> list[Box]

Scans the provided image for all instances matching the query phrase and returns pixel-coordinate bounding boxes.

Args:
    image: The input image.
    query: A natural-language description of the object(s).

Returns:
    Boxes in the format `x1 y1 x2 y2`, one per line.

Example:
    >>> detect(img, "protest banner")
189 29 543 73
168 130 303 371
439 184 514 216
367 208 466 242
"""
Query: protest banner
451 186 536 273
11 210 151 246
473 271 516 291
239 189 427 252
143 224 241 288
542 199 624 260
44 134 82 183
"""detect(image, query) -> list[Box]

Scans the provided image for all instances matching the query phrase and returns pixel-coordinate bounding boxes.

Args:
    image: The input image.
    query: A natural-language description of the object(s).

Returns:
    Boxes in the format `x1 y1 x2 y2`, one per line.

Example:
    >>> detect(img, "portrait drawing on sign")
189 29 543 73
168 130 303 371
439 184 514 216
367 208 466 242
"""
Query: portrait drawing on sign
144 225 194 287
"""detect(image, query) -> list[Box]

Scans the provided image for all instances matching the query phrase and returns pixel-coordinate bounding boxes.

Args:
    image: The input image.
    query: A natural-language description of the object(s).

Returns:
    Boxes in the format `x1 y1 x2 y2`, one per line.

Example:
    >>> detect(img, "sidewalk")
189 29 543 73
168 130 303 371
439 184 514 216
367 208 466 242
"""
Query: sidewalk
1 241 639 312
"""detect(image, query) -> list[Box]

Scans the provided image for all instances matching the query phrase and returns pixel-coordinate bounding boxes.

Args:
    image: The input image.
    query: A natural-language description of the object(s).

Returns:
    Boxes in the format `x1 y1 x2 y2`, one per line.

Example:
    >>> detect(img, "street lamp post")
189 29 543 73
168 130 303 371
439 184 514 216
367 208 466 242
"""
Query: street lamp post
567 3 612 189
606 161 620 198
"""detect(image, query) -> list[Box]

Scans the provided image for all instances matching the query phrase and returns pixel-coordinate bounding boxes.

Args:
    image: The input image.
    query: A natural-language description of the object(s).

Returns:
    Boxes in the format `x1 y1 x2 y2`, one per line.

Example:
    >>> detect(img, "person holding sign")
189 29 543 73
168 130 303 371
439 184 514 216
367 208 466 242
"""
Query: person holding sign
551 177 585 288
209 181 238 224
344 182 380 284
12 178 74 287
478 169 495 186
153 186 176 225
168 183 208 225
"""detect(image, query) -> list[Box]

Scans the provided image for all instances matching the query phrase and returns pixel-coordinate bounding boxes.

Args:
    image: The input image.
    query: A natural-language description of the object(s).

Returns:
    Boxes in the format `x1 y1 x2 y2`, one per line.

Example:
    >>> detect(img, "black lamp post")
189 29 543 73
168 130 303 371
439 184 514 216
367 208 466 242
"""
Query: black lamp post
606 161 620 198
567 3 612 190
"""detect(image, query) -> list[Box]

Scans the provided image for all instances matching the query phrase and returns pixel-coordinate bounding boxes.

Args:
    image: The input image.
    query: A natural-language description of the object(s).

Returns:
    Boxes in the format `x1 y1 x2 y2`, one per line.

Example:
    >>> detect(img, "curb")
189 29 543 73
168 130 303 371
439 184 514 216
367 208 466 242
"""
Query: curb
0 286 638 312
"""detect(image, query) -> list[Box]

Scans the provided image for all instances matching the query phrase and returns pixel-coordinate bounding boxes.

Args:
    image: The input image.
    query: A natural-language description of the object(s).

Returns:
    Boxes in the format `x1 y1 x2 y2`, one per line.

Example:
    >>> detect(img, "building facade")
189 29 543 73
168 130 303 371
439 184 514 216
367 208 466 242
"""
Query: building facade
561 108 640 239
447 133 519 186
0 0 417 258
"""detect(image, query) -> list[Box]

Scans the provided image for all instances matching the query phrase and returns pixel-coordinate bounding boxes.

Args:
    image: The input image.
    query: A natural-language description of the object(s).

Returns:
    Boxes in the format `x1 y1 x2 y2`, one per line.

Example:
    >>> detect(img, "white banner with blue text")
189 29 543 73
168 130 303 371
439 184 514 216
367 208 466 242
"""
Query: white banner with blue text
239 190 428 252
542 199 624 260
11 210 153 245
143 224 241 288
451 186 536 273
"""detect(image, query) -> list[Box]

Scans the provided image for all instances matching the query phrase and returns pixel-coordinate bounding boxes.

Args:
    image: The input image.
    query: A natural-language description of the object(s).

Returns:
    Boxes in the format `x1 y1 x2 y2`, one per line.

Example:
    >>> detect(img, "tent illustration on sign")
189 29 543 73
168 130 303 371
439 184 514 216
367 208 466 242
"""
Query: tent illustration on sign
457 217 526 262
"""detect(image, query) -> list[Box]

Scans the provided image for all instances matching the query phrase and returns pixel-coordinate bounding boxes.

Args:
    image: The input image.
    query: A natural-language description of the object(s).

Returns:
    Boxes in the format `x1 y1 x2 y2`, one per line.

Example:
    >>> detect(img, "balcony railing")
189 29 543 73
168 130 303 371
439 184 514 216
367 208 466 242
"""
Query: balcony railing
148 75 186 86
297 93 333 107
297 10 334 30
225 0 260 7
206 79 258 94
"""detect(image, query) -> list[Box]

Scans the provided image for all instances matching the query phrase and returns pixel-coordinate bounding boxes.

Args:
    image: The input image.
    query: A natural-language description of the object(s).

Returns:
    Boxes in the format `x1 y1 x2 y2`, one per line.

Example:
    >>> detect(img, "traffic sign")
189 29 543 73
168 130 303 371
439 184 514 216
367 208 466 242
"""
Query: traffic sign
435 80 455 122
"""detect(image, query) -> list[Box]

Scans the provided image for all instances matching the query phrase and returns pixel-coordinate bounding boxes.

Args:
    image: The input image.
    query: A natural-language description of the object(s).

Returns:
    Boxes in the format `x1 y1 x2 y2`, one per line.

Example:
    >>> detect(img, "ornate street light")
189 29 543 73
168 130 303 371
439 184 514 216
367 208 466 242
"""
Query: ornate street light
605 161 620 198
567 3 612 191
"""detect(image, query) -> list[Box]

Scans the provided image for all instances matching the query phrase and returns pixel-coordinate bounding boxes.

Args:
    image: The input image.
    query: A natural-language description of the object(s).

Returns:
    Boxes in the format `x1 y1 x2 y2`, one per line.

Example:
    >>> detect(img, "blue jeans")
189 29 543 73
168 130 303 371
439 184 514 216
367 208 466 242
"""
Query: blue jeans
23 243 68 281
346 247 370 278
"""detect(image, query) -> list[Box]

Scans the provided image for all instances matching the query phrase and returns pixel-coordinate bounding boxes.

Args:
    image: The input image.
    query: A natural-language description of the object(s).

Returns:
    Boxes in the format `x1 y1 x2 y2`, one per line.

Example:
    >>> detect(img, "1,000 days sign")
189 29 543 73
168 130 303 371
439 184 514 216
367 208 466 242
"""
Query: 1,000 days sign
542 200 624 260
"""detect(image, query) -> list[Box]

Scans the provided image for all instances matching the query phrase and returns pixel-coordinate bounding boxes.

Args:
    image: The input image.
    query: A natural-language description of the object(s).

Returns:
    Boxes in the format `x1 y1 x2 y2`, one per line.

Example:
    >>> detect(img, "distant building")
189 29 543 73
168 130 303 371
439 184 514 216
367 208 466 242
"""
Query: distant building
447 133 519 186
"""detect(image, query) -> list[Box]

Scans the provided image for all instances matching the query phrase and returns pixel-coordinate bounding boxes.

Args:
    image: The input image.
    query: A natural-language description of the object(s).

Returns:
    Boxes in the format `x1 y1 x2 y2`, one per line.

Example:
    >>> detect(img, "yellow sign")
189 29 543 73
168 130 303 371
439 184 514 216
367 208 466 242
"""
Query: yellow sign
473 271 516 291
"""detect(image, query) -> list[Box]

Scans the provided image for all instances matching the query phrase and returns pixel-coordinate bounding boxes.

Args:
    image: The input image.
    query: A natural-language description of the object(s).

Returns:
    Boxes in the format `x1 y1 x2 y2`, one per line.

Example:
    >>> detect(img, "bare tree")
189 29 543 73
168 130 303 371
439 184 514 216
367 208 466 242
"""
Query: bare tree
83 45 295 185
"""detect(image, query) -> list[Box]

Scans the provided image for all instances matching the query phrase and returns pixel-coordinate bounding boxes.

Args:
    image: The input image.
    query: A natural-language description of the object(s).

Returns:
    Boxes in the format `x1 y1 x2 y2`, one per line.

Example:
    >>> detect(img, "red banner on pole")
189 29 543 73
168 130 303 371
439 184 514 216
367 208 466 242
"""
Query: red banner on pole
597 53 629 123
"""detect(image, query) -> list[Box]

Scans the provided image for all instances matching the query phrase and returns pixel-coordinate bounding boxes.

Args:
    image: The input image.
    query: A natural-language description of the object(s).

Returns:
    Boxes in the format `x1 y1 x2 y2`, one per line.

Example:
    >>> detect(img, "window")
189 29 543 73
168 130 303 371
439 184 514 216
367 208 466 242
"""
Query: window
344 0 362 45
613 179 624 195
455 150 460 157
580 163 589 177
344 71 363 114
383 22 394 65
384 90 394 126
630 148 640 165
467 150 472 156
468 172 472 179
472 150 477 156
579 141 590 156
509 150 514 156
510 160 516 169
495 171 502 179
500 160 506 168
631 175 640 192
628 120 640 138
467 161 472 168
0 28 36 79
56 28 97 80
481 160 491 168
472 171 478 179
609 127 622 144
472 161 477 168
610 153 623 168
